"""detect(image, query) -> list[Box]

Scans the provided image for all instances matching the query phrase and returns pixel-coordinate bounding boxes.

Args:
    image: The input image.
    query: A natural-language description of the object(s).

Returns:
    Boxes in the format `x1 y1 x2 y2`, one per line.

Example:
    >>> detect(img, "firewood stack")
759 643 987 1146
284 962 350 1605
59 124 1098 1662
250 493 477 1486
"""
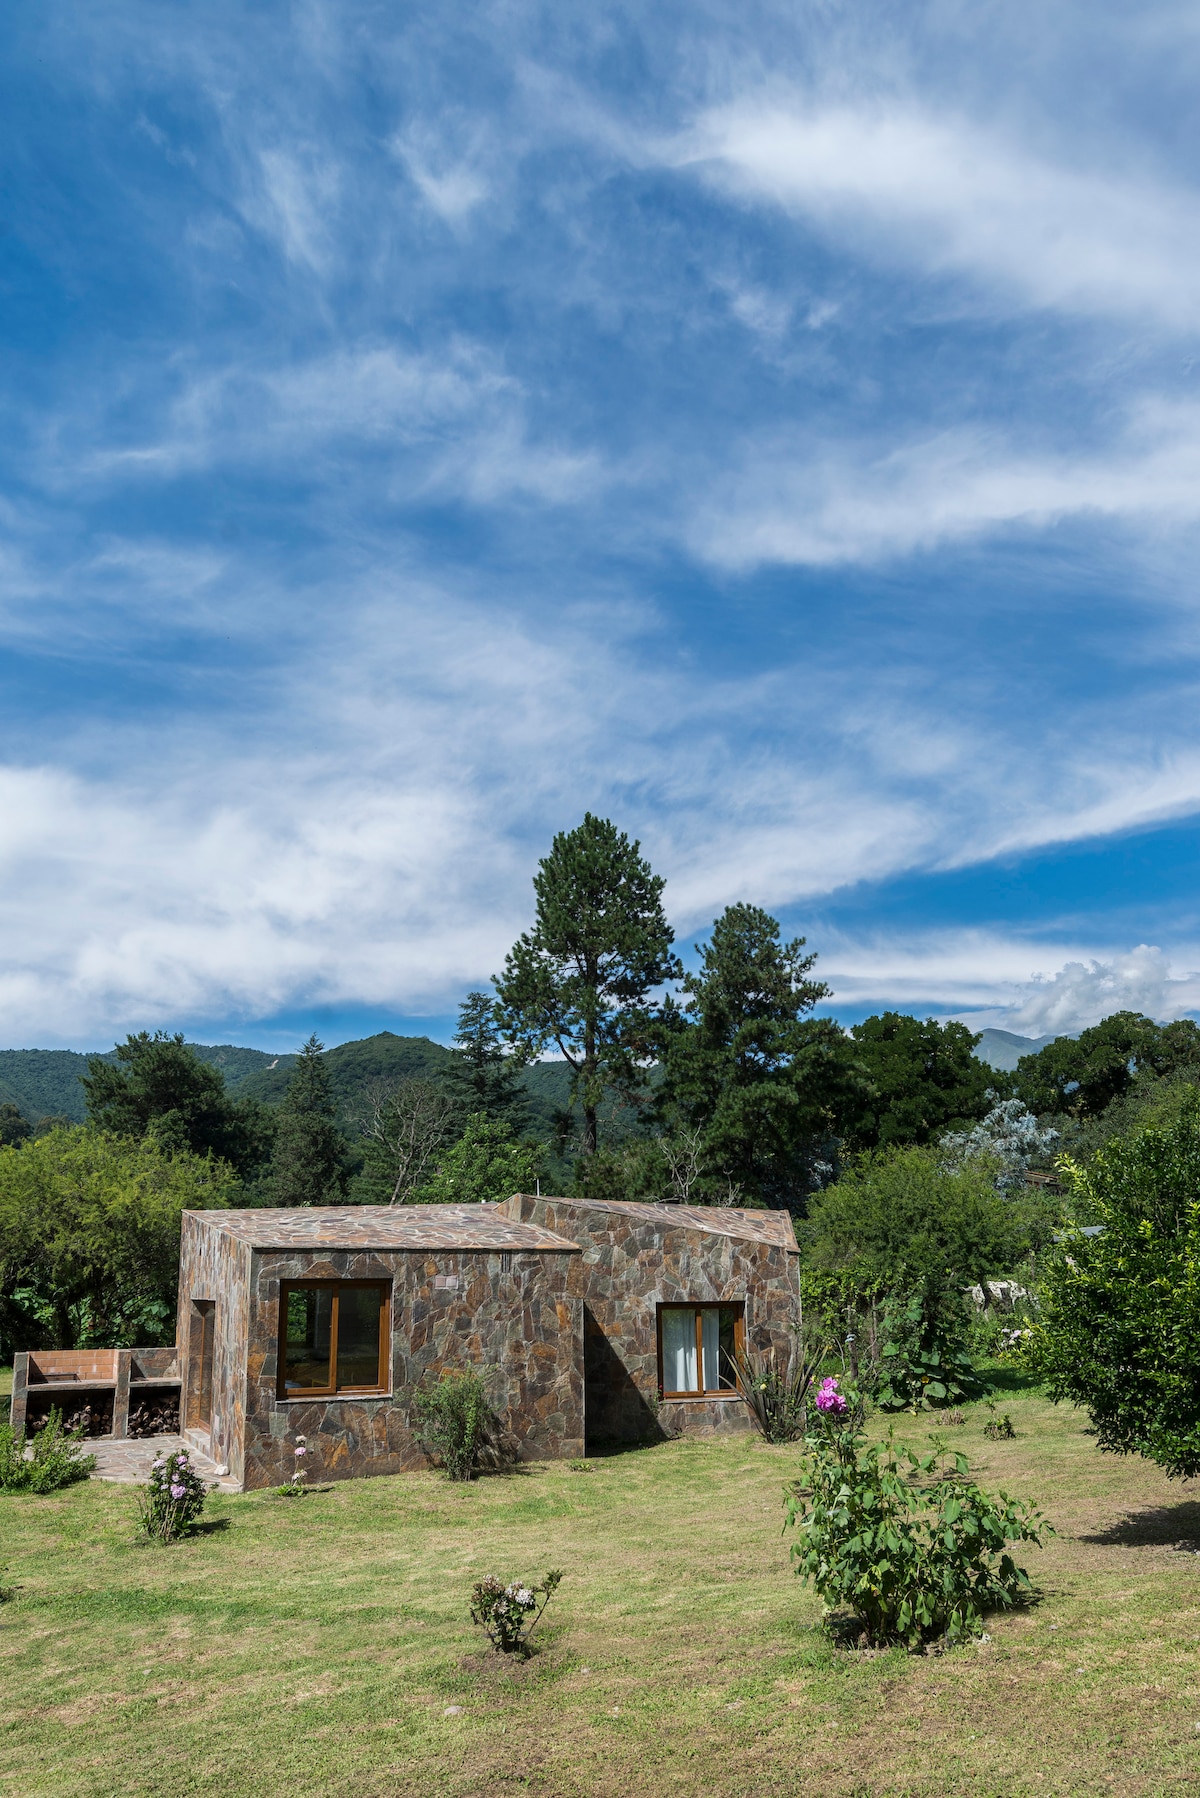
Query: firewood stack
127 1395 182 1437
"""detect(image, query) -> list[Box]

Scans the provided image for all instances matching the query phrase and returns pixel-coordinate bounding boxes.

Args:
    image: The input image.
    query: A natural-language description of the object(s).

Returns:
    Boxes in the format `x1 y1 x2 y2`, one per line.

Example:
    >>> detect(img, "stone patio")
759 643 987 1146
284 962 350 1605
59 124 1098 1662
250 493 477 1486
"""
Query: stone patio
89 1433 242 1491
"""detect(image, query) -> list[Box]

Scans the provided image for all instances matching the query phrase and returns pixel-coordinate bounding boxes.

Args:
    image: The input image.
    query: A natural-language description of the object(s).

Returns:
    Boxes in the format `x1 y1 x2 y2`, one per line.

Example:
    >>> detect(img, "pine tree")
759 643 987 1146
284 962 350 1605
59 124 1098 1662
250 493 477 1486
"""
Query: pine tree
494 814 680 1157
267 1035 350 1208
658 905 868 1208
444 992 528 1132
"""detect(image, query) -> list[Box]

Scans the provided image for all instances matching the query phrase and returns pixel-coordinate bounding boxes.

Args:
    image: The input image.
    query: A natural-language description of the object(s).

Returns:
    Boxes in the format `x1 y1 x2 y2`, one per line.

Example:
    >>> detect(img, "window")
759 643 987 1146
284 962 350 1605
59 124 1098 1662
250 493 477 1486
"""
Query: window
658 1304 743 1396
277 1282 390 1398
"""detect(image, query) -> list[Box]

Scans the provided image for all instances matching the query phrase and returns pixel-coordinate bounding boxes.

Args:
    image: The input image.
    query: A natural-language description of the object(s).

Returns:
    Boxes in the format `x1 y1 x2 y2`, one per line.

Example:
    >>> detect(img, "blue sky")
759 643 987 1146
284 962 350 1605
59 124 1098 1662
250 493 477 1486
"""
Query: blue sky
6 1 1200 1051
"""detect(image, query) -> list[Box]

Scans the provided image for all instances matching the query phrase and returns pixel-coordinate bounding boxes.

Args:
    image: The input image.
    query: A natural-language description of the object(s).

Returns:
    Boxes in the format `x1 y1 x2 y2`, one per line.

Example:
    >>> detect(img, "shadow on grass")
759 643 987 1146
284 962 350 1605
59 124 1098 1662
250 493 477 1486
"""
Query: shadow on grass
975 1364 1048 1397
1077 1499 1200 1548
189 1516 232 1536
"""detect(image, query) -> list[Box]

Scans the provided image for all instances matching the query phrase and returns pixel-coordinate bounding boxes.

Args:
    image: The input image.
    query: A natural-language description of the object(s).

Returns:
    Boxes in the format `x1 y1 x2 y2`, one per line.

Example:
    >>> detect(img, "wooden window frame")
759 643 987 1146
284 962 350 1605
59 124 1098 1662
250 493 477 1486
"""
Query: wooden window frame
276 1280 392 1401
656 1302 745 1398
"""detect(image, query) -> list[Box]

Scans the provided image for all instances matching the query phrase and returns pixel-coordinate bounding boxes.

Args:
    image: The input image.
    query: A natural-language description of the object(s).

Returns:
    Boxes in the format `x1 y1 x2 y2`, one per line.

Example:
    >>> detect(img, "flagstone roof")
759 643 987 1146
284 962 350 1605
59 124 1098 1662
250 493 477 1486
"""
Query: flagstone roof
184 1204 579 1252
502 1195 799 1253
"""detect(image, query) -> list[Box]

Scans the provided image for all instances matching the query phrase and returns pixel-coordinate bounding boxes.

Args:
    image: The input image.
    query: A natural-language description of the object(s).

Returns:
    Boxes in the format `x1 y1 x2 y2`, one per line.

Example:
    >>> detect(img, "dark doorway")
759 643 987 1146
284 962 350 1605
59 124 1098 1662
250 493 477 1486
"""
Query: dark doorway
192 1301 216 1431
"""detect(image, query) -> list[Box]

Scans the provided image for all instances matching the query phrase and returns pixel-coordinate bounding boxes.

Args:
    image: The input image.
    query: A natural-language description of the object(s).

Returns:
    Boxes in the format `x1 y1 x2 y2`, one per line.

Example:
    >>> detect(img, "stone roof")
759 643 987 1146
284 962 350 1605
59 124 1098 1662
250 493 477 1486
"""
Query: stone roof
505 1195 799 1253
184 1205 579 1252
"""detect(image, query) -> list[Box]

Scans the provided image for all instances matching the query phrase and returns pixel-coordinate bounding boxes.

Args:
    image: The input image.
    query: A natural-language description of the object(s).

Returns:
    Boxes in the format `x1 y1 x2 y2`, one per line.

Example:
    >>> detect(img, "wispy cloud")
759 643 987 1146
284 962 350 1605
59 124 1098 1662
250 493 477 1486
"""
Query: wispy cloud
679 97 1200 329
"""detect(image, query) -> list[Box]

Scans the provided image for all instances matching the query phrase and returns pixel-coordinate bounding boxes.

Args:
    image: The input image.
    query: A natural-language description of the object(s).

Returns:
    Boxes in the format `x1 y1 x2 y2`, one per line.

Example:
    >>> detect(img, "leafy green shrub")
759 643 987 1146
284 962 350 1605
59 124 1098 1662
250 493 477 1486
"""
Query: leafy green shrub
1027 1096 1200 1477
412 1369 494 1481
785 1410 1050 1645
0 1407 96 1493
984 1409 1016 1440
136 1447 208 1542
877 1282 984 1411
470 1569 563 1655
733 1340 827 1443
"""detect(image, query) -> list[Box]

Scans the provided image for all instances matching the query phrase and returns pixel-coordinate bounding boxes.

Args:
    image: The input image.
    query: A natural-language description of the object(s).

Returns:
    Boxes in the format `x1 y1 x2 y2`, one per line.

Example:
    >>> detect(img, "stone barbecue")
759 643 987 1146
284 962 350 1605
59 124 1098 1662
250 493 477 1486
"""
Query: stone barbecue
11 1196 800 1491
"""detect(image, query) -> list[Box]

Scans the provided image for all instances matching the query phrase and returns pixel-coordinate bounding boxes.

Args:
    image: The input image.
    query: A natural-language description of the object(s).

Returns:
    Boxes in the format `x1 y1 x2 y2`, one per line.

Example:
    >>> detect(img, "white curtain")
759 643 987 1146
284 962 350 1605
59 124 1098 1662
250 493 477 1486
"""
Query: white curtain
662 1308 698 1391
700 1308 720 1393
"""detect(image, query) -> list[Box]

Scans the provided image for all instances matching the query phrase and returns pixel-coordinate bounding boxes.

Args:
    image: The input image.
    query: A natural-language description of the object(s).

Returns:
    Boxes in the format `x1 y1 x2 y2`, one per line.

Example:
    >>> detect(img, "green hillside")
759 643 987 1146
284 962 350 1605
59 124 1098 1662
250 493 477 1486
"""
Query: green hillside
230 1032 454 1122
0 1034 653 1173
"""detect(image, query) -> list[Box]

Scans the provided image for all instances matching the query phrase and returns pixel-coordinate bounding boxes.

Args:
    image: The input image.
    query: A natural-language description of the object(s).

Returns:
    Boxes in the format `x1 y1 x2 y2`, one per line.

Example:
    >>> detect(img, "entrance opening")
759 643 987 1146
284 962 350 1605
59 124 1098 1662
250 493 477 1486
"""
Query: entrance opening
190 1301 216 1431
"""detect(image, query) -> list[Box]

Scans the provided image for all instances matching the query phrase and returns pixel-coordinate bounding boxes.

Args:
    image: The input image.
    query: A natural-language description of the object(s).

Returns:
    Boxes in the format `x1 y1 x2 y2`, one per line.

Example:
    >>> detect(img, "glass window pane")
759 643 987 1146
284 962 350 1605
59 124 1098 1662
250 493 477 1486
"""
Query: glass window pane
717 1309 739 1389
283 1287 333 1392
662 1308 698 1392
700 1308 721 1391
336 1286 386 1389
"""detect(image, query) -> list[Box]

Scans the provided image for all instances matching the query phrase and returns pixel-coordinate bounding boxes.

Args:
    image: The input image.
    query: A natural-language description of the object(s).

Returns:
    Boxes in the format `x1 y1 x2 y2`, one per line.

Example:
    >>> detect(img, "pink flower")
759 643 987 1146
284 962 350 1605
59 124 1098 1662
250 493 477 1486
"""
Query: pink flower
294 1445 307 1457
815 1376 848 1418
169 1483 187 1499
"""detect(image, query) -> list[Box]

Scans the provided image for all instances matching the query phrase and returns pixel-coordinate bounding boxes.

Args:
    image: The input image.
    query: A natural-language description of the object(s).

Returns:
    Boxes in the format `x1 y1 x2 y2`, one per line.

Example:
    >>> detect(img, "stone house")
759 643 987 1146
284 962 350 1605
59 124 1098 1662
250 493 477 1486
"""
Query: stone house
11 1196 800 1491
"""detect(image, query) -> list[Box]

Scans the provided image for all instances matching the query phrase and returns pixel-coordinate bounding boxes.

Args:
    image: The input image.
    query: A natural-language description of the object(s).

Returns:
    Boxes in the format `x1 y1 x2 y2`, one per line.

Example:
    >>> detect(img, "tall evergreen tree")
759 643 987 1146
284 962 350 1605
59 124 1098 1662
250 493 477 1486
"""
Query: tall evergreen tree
267 1035 350 1207
494 814 680 1157
444 992 528 1132
658 904 867 1208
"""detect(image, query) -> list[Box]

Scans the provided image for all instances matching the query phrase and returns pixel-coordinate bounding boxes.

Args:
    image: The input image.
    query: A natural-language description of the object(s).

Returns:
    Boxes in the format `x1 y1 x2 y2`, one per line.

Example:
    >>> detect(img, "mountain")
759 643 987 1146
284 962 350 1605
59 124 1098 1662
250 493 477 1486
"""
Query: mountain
972 1028 1066 1072
0 1033 634 1154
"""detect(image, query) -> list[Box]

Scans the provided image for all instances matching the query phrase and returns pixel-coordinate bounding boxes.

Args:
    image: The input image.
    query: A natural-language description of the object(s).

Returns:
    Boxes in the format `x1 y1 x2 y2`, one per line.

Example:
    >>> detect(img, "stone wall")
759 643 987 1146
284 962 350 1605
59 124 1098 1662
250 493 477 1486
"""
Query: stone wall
177 1212 253 1481
501 1196 801 1444
233 1244 583 1491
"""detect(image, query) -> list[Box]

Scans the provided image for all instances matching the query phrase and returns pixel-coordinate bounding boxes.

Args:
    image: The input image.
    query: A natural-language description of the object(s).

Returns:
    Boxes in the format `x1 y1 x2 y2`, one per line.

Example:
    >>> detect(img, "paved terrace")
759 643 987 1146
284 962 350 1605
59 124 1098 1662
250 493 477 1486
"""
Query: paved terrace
90 1433 241 1492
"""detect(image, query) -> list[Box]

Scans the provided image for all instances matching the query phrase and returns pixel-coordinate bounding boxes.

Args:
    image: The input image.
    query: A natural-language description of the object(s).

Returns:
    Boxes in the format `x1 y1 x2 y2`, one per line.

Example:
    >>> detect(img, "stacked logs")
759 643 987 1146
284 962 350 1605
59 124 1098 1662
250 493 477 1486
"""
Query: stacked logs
127 1393 181 1438
30 1398 114 1437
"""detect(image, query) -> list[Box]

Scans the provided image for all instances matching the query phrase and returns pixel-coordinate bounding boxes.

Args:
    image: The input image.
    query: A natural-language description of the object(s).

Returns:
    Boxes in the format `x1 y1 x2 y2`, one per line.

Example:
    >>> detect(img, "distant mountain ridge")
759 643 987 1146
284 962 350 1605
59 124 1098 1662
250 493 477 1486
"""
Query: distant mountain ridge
0 1025 1069 1134
0 1032 596 1145
971 1028 1066 1072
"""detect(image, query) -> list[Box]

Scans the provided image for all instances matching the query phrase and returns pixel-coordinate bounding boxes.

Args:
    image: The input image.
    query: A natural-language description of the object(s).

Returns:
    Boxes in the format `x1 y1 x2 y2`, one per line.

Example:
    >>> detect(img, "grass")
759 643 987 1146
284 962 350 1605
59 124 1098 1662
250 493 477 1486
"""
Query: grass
2 1377 1200 1796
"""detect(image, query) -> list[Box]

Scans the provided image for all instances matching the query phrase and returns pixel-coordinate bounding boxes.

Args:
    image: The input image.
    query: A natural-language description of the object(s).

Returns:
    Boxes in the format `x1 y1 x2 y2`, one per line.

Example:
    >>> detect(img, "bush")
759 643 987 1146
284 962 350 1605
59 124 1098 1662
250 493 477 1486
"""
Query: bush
470 1569 563 1655
877 1282 985 1412
136 1446 208 1542
785 1408 1050 1645
0 1407 97 1493
412 1369 494 1481
1027 1095 1200 1477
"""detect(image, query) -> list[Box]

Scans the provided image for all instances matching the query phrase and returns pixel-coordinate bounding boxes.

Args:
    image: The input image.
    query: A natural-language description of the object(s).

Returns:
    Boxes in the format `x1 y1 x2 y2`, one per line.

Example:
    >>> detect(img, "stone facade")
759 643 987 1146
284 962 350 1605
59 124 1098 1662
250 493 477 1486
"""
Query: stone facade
177 1205 583 1490
500 1196 801 1442
13 1196 801 1488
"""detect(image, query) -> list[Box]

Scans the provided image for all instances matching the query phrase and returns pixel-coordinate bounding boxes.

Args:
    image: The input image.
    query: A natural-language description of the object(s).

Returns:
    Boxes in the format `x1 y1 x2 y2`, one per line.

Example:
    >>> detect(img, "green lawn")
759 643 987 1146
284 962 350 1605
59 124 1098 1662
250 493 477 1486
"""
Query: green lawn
3 1381 1200 1797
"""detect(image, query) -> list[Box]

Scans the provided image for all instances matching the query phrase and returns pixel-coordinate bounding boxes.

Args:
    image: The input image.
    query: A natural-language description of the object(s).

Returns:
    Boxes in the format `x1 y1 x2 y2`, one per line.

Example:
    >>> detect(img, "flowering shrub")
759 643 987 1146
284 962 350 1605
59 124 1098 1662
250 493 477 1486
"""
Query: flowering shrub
136 1447 208 1542
0 1407 96 1493
814 1375 849 1418
469 1569 563 1655
785 1409 1050 1646
275 1433 308 1498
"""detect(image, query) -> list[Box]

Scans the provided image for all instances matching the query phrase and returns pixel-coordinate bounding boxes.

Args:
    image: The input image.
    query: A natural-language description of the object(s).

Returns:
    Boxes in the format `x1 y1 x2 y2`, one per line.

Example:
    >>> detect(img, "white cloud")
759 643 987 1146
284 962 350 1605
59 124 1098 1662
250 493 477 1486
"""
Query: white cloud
691 401 1200 569
679 98 1200 330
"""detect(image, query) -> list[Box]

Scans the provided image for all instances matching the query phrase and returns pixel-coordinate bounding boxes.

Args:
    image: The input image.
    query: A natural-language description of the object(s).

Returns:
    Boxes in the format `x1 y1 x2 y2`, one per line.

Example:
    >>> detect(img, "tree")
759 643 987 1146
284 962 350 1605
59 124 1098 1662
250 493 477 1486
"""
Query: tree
267 1036 350 1208
80 1031 272 1180
657 904 867 1208
494 814 680 1156
1028 1096 1200 1478
0 1102 31 1147
443 992 528 1132
0 1126 236 1351
417 1113 545 1206
940 1097 1059 1191
848 1013 995 1148
1014 1011 1200 1120
803 1147 1032 1291
352 1077 456 1204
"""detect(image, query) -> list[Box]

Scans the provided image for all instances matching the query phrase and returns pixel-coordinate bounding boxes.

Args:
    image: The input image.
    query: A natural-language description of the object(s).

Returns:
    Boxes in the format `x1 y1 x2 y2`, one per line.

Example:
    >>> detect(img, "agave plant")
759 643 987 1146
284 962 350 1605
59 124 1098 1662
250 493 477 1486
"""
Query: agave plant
732 1339 828 1443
